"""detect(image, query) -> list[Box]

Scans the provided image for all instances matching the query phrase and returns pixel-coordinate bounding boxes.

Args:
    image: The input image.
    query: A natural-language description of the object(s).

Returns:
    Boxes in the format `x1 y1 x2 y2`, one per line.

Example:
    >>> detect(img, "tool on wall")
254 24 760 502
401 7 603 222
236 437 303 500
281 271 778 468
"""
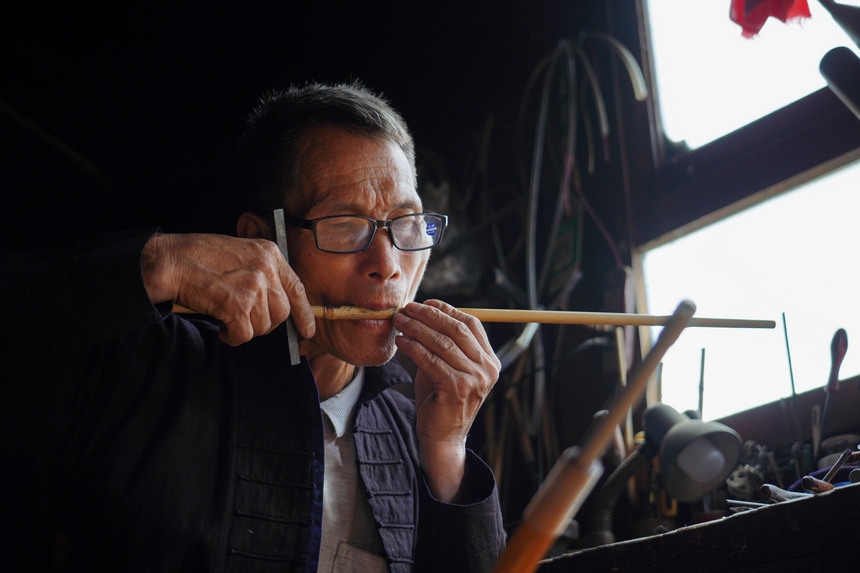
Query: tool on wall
781 313 804 479
816 328 847 459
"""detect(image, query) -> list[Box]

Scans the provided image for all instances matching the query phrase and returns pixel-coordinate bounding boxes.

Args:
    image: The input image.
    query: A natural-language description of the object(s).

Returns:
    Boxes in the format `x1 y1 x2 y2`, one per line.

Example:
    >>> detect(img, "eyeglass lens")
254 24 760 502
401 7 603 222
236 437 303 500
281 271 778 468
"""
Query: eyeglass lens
315 214 444 253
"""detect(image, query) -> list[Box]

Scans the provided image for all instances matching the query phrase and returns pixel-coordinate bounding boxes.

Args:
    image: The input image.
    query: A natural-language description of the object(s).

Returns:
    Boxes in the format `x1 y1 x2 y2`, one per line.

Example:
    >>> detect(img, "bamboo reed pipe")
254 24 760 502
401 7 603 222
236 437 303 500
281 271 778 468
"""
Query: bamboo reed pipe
171 303 774 329
311 305 775 329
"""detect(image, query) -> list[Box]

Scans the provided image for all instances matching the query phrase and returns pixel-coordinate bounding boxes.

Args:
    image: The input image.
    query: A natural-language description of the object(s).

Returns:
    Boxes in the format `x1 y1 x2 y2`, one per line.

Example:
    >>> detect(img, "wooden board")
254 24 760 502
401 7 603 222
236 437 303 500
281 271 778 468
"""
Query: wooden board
539 482 860 571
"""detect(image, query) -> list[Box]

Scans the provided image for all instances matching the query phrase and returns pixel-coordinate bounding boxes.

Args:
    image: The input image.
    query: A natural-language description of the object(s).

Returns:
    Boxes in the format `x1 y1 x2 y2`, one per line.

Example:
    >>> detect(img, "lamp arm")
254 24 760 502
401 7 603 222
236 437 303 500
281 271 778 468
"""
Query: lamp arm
586 440 656 546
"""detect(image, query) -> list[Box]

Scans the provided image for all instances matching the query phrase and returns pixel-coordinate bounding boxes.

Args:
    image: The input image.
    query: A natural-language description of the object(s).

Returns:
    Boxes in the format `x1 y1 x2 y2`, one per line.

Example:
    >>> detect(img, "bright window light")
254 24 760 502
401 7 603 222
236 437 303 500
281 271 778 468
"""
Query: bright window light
640 159 860 421
647 0 860 148
641 1 860 421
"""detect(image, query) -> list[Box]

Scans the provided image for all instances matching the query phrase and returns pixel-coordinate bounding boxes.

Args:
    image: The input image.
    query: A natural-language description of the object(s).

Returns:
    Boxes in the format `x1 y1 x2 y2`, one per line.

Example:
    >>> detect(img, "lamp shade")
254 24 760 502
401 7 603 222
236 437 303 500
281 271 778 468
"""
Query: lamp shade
643 403 742 502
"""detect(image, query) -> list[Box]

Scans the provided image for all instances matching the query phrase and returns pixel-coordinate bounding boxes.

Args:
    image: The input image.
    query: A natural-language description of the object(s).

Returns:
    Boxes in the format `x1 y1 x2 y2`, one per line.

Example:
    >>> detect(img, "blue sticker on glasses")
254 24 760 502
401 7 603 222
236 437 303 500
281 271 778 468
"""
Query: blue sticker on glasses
425 222 437 236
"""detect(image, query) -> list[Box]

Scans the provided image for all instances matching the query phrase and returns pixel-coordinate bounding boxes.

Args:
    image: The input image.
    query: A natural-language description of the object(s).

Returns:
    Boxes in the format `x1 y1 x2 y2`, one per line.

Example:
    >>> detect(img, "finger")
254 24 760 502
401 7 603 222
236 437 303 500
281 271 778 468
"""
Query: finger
244 239 311 339
263 286 290 334
397 302 489 367
219 287 275 345
393 311 475 373
395 334 460 388
422 299 498 360
278 262 315 339
217 313 256 346
203 274 276 346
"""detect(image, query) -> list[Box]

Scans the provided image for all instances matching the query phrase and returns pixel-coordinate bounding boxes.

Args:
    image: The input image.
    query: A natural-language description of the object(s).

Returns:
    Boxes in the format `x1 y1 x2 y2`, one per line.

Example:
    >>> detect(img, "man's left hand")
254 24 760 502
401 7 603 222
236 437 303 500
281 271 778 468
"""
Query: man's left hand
393 299 500 502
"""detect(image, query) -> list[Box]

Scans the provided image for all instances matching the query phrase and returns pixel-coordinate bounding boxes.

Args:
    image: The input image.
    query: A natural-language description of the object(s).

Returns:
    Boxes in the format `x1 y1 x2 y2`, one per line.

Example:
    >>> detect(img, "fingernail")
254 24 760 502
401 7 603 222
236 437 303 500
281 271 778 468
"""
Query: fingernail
301 319 316 338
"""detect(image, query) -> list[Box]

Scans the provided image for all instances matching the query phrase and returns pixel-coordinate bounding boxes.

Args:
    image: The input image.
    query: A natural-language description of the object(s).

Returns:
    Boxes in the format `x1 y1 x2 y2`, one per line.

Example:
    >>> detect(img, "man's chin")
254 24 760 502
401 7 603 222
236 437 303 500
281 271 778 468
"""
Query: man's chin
341 339 398 368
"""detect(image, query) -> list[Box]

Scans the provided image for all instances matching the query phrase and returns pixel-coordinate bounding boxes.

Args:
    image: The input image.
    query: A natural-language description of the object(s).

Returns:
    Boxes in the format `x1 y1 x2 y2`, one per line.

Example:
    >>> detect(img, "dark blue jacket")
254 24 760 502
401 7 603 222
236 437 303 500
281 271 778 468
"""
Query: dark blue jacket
1 231 505 572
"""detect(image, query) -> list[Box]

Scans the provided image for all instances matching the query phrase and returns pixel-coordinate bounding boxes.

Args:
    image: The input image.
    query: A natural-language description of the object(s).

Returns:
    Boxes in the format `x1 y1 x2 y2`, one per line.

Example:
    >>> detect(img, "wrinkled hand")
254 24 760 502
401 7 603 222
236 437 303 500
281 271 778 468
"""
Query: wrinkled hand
142 233 315 345
393 300 500 501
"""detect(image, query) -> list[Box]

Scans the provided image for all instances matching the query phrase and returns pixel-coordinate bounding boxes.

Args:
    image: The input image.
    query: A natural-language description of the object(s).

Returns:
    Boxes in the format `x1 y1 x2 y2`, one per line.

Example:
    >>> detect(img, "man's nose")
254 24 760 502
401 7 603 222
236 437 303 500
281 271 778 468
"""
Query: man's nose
361 228 400 280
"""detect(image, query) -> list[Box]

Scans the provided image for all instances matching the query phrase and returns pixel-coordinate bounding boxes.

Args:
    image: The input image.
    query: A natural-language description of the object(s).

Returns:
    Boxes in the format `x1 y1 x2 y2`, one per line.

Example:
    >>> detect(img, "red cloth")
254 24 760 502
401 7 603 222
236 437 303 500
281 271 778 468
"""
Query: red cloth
730 0 812 37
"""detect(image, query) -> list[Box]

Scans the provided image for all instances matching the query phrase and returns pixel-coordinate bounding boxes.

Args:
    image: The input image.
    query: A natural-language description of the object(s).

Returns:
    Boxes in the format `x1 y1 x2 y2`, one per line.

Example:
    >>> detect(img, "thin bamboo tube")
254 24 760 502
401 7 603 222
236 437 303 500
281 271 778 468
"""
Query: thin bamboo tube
311 305 775 329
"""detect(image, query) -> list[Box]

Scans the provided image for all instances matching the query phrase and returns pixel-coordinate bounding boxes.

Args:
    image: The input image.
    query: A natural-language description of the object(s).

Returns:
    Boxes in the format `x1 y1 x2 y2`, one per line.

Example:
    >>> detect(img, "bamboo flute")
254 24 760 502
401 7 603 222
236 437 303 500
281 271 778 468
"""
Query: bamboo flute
172 303 775 329
311 305 775 329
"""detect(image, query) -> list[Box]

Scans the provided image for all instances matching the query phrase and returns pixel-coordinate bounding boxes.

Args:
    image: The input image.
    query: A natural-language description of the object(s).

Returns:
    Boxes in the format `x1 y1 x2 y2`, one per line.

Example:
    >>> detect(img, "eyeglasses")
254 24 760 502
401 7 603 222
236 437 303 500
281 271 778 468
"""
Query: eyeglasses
282 212 448 254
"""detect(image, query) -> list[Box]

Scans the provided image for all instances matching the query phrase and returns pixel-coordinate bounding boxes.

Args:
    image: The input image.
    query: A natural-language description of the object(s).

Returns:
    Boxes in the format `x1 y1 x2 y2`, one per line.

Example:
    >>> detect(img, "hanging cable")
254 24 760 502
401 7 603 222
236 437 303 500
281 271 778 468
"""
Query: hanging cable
584 32 649 101
522 38 566 445
537 41 579 299
490 32 648 489
576 45 611 163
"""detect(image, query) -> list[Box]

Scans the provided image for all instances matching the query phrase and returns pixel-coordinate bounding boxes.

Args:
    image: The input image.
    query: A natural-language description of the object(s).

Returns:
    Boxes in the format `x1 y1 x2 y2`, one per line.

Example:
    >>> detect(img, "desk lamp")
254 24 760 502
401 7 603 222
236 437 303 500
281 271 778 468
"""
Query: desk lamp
588 403 742 546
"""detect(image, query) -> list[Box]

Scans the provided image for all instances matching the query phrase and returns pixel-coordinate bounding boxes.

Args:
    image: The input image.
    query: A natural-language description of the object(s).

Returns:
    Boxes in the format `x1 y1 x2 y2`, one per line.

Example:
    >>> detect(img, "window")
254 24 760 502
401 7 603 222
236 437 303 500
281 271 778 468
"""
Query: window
634 0 860 420
647 0 860 148
639 157 860 420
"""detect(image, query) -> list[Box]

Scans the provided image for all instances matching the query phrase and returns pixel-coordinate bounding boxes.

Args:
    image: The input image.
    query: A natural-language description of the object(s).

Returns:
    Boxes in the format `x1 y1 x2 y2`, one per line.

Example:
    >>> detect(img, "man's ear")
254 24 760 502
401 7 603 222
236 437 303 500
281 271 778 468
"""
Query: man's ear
236 211 273 239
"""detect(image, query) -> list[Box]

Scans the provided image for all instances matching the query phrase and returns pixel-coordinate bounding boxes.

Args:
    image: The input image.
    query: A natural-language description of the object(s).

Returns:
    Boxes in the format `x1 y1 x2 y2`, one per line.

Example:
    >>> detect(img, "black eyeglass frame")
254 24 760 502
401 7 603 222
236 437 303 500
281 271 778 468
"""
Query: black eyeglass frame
281 212 448 254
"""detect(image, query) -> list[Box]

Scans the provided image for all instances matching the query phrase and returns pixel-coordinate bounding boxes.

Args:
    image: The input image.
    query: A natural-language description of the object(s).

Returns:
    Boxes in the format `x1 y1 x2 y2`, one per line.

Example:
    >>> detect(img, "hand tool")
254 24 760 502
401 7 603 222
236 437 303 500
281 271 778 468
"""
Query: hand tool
727 499 768 509
822 448 853 483
811 404 822 461
818 328 848 458
801 475 834 493
273 208 301 366
760 483 811 502
782 313 804 479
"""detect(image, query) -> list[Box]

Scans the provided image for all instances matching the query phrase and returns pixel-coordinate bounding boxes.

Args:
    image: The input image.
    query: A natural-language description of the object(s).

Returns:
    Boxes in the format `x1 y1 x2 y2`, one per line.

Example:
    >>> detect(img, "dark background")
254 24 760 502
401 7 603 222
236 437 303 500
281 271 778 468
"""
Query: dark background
1 1 602 252
2 0 635 548
7 4 860 569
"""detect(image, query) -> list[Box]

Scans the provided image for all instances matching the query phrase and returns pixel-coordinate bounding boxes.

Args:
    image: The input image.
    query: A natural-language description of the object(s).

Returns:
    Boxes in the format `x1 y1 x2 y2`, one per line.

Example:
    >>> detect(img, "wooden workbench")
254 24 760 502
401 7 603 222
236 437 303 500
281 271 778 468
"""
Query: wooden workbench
539 481 860 571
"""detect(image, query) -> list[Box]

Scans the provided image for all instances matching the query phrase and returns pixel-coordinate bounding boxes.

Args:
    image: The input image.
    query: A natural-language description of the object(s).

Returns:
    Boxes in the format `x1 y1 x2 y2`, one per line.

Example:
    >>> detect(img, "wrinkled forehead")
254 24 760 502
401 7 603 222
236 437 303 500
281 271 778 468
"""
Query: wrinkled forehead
293 127 419 216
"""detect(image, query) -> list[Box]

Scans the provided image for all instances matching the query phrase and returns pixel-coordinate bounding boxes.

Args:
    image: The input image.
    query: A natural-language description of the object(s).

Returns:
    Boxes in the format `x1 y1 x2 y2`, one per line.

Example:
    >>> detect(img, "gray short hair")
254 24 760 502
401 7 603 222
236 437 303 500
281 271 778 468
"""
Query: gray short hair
234 81 416 217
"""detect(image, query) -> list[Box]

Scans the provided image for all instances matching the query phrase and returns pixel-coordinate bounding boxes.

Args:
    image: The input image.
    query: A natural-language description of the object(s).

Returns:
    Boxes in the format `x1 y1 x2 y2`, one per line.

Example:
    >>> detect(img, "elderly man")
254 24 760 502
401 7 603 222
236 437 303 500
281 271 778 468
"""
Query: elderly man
1 82 505 572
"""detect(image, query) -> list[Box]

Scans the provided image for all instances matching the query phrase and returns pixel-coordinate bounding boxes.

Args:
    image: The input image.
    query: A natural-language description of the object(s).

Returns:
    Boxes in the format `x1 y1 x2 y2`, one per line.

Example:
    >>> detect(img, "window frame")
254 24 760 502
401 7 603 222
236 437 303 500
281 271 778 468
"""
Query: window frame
603 0 860 410
617 0 860 250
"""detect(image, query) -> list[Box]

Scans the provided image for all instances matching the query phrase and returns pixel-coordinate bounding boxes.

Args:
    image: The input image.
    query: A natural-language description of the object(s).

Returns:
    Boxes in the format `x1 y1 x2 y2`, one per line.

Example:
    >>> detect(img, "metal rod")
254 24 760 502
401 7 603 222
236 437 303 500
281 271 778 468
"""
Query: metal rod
822 448 854 483
698 347 706 418
274 209 301 366
782 313 802 447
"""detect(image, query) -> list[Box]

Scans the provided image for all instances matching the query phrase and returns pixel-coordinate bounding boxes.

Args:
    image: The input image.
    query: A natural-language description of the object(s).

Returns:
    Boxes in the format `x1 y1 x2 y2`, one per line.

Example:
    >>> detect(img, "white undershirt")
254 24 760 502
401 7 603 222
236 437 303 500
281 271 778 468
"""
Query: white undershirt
317 368 388 573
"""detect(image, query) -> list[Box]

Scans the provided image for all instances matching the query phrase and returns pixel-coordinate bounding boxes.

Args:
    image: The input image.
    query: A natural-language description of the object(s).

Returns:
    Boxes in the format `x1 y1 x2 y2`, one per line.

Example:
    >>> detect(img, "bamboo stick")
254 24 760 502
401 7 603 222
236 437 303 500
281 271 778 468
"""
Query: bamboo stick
172 303 775 329
311 305 775 329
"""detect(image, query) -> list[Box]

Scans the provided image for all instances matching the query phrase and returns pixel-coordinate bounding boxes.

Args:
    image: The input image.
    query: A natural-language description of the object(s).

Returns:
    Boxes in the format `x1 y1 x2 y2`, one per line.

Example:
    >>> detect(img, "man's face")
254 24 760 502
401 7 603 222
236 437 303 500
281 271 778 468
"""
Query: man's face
287 126 430 367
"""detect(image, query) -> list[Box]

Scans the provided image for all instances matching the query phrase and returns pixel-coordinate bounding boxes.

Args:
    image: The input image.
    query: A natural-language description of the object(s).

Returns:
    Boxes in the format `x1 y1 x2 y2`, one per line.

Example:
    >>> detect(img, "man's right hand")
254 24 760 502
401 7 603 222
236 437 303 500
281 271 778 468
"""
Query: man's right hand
141 233 315 345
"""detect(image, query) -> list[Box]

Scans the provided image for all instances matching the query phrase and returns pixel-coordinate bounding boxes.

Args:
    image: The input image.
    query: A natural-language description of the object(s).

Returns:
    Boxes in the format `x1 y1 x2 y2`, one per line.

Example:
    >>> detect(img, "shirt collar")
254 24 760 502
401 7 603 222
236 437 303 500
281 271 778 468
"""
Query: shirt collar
320 367 365 438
